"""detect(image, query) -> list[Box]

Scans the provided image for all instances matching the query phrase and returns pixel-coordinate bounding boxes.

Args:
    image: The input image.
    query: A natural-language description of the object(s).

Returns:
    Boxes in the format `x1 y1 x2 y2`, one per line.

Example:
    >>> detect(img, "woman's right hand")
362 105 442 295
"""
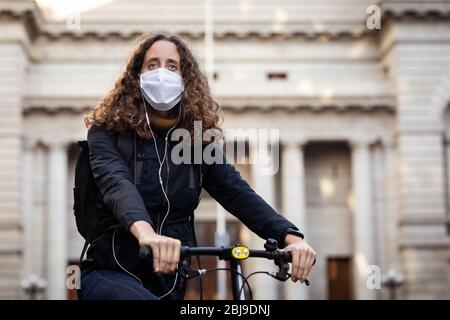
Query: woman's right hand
130 220 181 274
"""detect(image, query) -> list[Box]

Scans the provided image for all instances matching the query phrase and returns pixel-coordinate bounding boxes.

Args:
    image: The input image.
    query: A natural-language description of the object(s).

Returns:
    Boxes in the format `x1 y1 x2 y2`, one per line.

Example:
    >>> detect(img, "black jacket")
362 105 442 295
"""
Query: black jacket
81 123 302 298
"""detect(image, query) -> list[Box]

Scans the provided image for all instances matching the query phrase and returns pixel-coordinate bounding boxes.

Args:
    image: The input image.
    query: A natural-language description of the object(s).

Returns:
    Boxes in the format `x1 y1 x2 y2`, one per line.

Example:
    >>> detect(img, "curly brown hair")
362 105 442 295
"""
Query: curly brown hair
84 32 223 141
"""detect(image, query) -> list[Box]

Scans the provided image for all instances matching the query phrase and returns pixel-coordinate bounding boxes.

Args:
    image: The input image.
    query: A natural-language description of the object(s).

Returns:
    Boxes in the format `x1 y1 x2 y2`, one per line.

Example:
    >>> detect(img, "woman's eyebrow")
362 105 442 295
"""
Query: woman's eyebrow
144 57 160 64
166 58 180 66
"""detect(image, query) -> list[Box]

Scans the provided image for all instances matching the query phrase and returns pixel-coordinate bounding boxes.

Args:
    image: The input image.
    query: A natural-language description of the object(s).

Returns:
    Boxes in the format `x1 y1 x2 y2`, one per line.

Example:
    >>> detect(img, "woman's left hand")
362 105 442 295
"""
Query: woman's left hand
282 235 317 283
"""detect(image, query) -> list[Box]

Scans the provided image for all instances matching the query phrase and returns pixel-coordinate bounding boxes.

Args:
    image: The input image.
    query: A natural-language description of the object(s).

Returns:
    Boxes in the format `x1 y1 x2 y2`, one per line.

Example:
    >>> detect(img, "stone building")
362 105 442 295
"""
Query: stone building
0 0 449 299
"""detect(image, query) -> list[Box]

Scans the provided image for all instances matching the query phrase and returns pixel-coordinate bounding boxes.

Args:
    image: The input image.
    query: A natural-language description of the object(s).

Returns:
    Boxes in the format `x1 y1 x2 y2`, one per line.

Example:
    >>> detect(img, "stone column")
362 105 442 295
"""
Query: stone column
446 138 450 233
46 141 69 300
33 145 47 279
383 140 399 270
247 139 278 299
350 139 376 300
20 137 36 279
281 140 308 300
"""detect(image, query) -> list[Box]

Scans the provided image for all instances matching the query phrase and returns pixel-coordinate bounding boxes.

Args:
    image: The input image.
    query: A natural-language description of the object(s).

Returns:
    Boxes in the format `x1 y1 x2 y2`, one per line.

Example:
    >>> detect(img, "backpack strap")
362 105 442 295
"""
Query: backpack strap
79 130 141 264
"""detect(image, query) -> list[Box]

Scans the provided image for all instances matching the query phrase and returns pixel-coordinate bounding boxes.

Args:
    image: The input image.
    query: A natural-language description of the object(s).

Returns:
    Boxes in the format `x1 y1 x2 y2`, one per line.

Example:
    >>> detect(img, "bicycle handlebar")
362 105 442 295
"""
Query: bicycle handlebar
139 238 316 302
139 245 293 262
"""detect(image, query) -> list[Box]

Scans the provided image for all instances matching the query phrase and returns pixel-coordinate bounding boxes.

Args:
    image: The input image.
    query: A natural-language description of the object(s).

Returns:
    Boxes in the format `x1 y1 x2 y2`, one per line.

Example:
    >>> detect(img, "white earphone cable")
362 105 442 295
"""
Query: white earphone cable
110 92 182 299
142 95 180 234
112 228 180 299
140 93 182 298
112 229 143 286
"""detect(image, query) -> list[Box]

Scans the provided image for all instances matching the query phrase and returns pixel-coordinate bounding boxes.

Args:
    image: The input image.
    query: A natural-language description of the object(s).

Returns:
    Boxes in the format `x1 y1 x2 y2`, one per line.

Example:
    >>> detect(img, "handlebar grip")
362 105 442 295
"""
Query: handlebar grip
280 250 316 266
280 250 292 262
139 245 151 259
139 245 189 260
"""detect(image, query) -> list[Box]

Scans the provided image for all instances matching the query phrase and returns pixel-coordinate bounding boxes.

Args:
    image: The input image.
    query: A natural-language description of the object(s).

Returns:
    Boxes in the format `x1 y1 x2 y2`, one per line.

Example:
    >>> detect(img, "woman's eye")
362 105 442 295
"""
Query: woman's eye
168 64 177 71
148 63 158 69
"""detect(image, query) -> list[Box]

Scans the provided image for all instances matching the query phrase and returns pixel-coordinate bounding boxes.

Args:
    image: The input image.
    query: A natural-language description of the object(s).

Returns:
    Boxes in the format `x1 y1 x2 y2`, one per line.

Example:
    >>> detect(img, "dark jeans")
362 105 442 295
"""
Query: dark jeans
78 269 160 300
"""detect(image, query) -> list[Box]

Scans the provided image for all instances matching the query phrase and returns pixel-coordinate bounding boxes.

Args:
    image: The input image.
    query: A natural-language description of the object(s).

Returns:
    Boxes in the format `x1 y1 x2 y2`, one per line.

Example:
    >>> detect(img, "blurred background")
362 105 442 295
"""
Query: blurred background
0 0 450 300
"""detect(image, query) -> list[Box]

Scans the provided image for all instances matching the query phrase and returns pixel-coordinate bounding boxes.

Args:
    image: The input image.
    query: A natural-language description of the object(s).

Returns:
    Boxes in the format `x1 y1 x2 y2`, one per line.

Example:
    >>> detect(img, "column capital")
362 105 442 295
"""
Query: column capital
349 137 374 150
381 136 397 149
444 131 450 144
45 139 71 151
21 136 38 151
282 137 308 149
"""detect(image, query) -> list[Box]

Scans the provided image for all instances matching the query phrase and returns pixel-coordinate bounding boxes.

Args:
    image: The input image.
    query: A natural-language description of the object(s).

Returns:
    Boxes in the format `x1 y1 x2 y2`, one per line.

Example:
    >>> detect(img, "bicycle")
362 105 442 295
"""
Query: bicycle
139 238 313 300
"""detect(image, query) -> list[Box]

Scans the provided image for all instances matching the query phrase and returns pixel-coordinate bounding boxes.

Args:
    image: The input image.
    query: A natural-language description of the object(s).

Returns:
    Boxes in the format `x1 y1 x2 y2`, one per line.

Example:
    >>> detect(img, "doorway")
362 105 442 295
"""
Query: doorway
327 257 352 300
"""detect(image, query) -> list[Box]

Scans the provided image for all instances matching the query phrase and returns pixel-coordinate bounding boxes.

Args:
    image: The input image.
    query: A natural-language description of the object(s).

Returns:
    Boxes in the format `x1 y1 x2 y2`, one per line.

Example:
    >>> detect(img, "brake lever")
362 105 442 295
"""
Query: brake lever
177 258 207 280
271 251 313 286
271 256 291 281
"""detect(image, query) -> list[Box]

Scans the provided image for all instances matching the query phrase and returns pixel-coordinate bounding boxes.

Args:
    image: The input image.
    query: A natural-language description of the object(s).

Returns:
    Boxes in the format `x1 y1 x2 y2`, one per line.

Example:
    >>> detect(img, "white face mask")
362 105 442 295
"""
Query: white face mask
139 68 184 111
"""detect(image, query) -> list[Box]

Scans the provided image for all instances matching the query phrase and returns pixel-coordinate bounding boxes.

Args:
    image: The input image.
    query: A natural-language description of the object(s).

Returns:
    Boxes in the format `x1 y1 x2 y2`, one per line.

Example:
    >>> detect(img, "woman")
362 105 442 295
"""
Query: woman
78 32 316 300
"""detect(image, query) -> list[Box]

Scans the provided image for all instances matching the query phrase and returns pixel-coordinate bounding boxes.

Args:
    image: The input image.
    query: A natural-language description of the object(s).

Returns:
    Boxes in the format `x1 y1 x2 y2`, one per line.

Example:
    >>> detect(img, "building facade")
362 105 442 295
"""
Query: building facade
0 0 449 299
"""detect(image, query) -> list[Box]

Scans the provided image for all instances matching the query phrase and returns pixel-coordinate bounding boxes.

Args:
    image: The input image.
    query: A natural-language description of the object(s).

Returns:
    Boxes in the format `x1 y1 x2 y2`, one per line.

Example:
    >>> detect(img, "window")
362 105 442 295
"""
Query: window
267 72 288 80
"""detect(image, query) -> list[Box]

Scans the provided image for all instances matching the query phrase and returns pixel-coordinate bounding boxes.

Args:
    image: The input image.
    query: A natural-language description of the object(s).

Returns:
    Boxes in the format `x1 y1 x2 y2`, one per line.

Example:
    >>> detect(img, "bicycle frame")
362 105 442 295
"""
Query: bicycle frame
229 260 246 300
